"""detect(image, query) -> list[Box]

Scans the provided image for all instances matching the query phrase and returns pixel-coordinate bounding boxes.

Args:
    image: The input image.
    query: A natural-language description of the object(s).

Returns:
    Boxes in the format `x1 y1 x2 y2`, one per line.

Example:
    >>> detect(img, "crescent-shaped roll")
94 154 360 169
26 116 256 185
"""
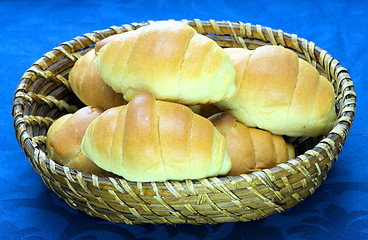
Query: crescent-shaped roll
96 21 236 105
223 47 248 56
69 49 126 110
46 106 109 175
209 112 295 175
216 45 337 137
81 92 232 182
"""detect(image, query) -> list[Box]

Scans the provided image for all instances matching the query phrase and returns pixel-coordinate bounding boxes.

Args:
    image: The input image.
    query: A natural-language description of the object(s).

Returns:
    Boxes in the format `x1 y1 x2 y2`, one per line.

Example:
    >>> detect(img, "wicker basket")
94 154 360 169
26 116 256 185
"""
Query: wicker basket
12 19 356 225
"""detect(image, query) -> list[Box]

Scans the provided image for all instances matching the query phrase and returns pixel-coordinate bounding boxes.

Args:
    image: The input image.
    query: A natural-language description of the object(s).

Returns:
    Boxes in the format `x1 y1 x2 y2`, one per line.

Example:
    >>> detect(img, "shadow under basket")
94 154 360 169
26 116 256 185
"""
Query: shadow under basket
12 20 356 225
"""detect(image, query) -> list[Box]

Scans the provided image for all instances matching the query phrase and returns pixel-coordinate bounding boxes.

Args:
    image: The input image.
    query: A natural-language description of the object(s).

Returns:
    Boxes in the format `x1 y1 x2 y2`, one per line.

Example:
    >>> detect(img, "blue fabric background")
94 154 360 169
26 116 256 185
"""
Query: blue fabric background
1 0 367 239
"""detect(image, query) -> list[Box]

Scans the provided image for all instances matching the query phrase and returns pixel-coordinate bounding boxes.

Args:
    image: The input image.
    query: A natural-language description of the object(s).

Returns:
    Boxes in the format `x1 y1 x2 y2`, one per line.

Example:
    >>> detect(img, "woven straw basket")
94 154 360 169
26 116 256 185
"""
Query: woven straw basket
12 20 356 225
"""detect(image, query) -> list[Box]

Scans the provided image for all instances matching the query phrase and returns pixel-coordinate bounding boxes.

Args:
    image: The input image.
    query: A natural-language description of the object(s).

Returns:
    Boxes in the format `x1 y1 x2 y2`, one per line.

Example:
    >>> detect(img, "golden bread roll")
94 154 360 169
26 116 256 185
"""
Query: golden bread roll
96 21 236 105
209 112 295 175
81 92 232 182
69 49 126 110
216 45 337 137
95 34 122 53
46 106 108 175
223 47 248 56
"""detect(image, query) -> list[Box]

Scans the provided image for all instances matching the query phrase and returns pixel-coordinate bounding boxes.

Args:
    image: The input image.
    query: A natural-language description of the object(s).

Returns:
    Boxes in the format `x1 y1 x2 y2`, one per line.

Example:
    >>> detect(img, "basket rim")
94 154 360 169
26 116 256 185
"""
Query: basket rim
12 19 356 191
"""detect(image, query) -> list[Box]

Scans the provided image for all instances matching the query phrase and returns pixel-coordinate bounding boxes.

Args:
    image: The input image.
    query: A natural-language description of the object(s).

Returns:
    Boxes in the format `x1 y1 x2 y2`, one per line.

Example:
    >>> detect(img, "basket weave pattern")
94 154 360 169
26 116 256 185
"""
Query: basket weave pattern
12 20 356 224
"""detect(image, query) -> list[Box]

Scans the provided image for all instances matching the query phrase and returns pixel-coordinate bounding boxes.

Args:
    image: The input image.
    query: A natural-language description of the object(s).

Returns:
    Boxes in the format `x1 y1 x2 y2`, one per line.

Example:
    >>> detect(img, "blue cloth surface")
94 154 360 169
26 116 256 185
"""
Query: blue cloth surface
1 0 367 239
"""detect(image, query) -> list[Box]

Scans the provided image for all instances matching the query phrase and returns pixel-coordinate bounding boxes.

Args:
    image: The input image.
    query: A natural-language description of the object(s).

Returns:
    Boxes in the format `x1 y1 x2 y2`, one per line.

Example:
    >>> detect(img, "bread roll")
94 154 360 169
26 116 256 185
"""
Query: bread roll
209 112 295 175
46 106 108 175
216 45 337 137
69 49 126 110
81 92 232 182
95 34 122 53
96 21 236 105
223 47 248 56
